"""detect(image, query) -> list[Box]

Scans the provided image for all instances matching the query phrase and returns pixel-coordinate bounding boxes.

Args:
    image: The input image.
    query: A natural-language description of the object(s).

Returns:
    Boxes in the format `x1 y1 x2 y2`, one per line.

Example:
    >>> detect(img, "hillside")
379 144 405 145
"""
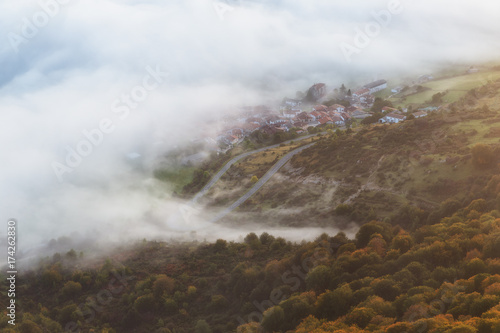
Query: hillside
209 80 500 230
1 196 500 332
2 82 500 333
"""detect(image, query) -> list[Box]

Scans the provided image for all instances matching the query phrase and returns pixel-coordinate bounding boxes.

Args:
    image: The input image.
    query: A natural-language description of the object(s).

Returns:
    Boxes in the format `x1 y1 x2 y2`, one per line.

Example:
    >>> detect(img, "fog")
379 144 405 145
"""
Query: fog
1 0 500 260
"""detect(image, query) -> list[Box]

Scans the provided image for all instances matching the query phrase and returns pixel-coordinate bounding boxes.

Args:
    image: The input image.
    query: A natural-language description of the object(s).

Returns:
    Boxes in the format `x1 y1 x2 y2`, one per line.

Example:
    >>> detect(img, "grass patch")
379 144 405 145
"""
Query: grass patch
394 70 500 106
154 167 196 193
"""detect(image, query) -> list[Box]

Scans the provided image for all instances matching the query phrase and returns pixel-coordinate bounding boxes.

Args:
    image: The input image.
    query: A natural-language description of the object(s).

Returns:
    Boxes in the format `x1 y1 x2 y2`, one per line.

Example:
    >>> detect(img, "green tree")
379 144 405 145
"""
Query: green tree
194 320 212 333
61 281 82 299
153 275 175 298
356 221 393 248
306 265 332 293
134 294 156 313
261 306 285 332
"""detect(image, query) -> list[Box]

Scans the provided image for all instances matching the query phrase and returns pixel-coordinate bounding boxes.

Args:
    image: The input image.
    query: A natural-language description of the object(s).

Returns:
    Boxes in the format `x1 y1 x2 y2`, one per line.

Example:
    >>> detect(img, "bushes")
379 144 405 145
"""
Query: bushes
356 221 393 248
134 294 156 313
61 281 82 300
261 306 284 332
471 144 496 168
305 265 332 293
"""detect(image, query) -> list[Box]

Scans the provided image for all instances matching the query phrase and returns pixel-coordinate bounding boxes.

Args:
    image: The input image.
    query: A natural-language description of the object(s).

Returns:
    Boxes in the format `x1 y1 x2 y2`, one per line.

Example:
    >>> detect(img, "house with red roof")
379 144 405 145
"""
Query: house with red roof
353 88 370 97
329 104 346 113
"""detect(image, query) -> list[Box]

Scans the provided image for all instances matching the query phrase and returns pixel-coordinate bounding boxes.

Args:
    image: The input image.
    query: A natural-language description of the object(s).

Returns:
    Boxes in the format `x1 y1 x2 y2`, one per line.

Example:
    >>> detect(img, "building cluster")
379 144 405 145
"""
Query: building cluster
193 78 441 152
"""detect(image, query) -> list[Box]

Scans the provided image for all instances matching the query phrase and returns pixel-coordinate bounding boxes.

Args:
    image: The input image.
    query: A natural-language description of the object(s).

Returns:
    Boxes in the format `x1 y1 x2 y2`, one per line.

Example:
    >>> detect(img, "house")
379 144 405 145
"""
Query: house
359 94 374 105
310 111 323 120
379 113 406 124
330 115 345 125
467 66 479 74
417 75 434 83
283 109 301 119
317 116 333 125
391 87 403 93
363 80 387 94
353 88 370 98
308 83 327 101
312 105 328 112
265 115 286 125
292 121 309 129
340 112 351 121
329 104 346 113
412 111 428 118
296 112 314 123
222 135 239 145
282 98 302 108
418 106 440 112
350 109 370 119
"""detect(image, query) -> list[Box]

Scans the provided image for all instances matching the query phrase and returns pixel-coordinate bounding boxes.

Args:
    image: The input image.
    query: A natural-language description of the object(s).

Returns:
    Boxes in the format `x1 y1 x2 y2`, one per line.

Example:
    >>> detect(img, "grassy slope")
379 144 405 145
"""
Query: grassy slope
391 70 500 106
211 81 500 228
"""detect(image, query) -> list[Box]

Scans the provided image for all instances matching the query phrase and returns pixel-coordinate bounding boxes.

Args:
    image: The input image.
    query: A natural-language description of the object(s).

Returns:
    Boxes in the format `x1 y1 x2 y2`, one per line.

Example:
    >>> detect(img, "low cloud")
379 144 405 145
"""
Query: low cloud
1 0 499 257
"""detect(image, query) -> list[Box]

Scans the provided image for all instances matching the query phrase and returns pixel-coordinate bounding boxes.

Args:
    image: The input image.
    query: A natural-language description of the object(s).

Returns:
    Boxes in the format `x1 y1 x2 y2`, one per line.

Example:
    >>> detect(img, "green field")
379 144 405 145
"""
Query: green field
154 166 196 193
393 70 500 106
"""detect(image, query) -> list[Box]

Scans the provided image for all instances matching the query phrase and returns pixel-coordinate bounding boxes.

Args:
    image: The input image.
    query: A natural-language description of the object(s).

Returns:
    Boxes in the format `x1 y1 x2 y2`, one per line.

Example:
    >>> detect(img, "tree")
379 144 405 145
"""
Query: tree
355 221 393 248
209 295 229 310
345 307 376 328
134 293 157 313
371 98 393 113
315 284 352 320
61 281 82 299
213 239 227 253
19 320 43 333
251 175 259 183
153 275 175 297
306 265 332 293
261 306 285 332
340 84 347 96
195 320 212 333
471 144 495 168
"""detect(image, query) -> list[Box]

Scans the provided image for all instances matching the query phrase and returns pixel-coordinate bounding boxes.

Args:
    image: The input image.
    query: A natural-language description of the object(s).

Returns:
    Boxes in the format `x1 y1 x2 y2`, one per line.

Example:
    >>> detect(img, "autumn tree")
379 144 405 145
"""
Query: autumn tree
471 143 495 168
261 306 285 333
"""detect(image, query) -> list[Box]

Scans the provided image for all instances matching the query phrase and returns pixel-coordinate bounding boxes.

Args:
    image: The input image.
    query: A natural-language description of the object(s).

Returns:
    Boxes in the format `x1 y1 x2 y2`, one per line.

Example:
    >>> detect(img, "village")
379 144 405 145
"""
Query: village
194 78 435 155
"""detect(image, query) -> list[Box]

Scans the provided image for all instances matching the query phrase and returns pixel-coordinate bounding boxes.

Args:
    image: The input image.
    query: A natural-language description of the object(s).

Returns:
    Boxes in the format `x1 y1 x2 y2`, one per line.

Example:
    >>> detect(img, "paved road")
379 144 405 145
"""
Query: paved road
191 133 319 204
210 142 316 222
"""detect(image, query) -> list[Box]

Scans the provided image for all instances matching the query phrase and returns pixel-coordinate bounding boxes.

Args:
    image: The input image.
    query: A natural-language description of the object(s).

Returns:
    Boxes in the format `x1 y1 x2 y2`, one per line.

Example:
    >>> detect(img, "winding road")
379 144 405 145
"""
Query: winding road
191 133 319 204
210 142 316 222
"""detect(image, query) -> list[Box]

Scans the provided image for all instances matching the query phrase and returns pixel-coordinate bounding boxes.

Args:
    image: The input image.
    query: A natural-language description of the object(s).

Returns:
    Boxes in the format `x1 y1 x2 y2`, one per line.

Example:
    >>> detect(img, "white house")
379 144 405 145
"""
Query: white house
282 98 302 108
363 80 387 94
265 115 286 125
412 111 428 118
283 109 301 119
329 104 346 113
379 113 406 124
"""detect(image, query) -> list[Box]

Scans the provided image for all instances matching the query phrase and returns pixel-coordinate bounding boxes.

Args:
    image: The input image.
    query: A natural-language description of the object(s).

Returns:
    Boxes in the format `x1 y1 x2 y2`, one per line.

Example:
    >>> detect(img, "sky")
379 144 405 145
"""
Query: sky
1 0 500 258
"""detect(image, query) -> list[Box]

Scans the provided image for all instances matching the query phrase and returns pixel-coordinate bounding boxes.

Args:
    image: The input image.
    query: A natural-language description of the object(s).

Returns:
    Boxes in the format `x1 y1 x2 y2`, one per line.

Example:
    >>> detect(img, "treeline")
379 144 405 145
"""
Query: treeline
1 177 500 332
